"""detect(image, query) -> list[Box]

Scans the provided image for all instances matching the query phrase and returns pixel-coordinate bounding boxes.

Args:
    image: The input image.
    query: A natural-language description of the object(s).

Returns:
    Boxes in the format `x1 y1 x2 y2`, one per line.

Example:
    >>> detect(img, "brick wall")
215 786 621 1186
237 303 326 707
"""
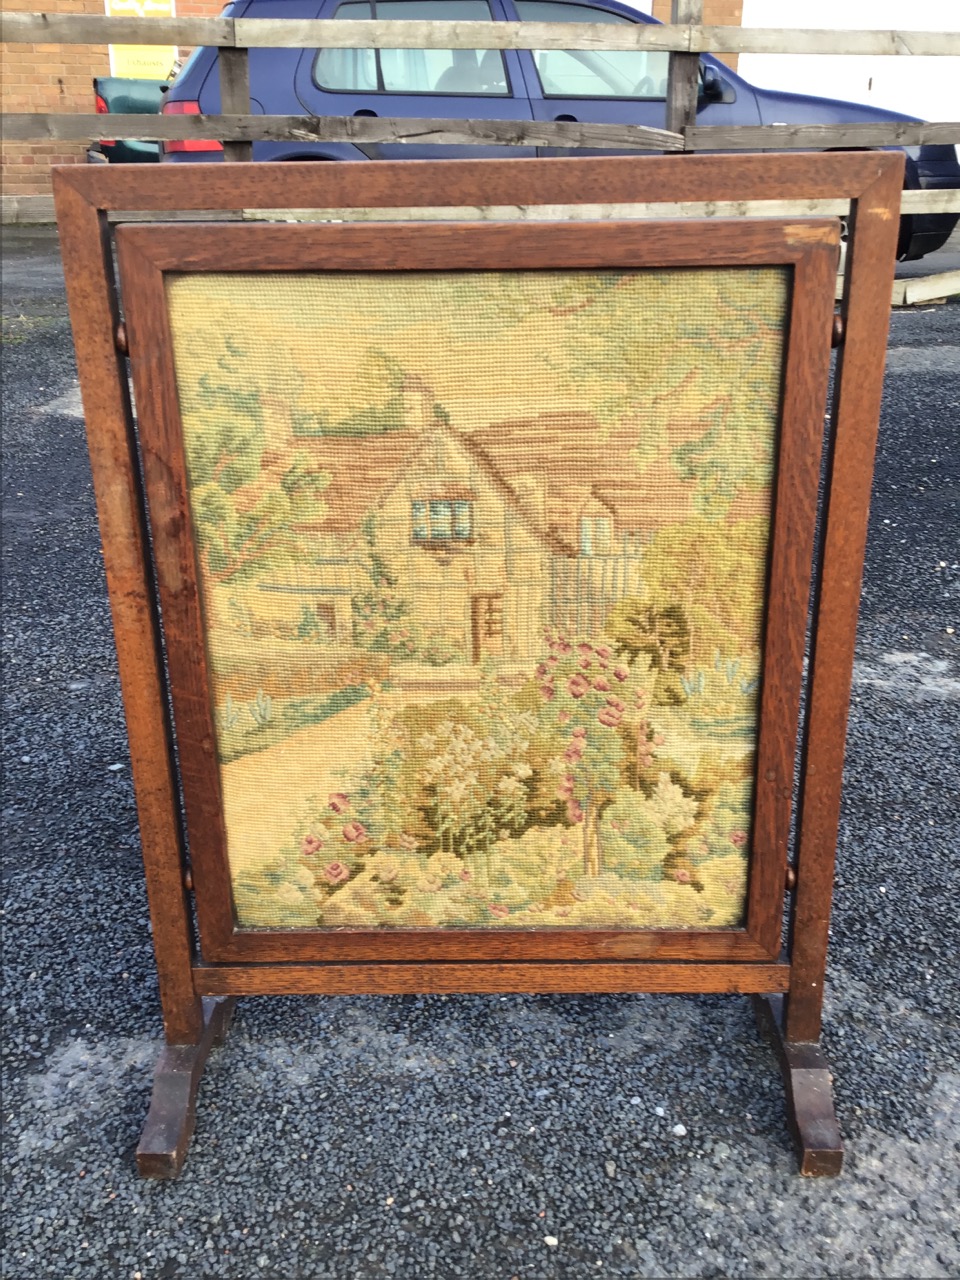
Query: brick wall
0 0 226 204
650 0 742 69
1 0 742 207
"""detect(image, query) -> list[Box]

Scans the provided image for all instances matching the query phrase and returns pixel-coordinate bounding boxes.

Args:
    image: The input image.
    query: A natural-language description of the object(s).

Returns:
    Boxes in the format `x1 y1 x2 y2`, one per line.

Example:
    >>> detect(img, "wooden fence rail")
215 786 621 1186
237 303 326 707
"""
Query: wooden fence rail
2 7 959 168
6 113 958 154
4 13 960 54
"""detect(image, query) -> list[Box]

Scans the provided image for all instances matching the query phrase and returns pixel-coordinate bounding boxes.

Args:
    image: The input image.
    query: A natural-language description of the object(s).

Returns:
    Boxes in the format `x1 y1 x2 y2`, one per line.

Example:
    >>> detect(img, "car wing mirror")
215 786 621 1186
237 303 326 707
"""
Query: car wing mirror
700 63 736 105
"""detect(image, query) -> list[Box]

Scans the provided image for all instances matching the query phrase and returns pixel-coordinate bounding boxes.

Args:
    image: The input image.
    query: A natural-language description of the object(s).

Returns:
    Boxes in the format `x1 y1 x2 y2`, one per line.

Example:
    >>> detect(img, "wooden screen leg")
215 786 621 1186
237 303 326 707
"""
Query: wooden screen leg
137 996 237 1179
752 994 843 1177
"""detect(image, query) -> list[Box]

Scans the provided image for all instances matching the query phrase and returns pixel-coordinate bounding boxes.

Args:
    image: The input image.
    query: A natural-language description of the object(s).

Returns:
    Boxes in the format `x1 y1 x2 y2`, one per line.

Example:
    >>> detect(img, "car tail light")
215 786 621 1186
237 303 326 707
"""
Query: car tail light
95 91 114 148
161 99 223 154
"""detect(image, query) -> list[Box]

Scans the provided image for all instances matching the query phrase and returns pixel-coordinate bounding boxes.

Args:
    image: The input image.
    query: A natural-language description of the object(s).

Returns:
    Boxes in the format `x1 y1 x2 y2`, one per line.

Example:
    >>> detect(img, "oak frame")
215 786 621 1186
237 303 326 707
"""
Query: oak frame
115 216 834 968
53 154 903 1177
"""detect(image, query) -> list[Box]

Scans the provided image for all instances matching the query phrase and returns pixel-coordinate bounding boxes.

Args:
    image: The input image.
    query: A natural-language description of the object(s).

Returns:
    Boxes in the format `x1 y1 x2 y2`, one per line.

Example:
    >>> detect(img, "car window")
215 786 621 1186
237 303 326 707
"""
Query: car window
514 1 669 98
315 2 378 90
314 0 510 95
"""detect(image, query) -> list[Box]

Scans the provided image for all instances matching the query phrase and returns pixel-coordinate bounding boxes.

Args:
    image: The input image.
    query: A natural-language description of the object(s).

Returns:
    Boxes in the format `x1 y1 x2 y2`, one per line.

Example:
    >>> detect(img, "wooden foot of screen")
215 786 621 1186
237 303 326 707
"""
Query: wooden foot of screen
752 994 843 1177
136 996 237 1179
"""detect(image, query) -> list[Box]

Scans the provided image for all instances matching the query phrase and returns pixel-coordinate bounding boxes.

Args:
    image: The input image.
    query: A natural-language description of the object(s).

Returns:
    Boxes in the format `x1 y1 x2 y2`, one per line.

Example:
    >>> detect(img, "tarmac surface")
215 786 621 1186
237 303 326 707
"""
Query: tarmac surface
1 224 958 1280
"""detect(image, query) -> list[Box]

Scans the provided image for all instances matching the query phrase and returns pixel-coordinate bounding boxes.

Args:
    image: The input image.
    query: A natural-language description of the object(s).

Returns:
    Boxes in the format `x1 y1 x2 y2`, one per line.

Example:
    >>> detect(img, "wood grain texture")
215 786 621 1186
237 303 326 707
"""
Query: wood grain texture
10 114 959 151
4 13 959 54
746 228 838 956
785 156 904 1044
684 121 960 151
194 962 791 996
137 997 236 1178
754 994 843 1176
89 190 956 219
665 0 701 137
4 113 683 152
217 49 253 163
52 172 204 1047
52 153 909 214
112 228 237 973
892 269 960 306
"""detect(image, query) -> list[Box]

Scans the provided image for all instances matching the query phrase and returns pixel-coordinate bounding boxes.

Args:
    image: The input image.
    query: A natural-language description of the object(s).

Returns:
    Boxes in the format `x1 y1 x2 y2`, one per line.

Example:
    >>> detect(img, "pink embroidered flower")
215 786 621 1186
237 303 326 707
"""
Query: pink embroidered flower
398 832 420 851
322 861 351 884
342 821 368 843
546 655 559 667
540 684 556 701
564 739 584 763
488 902 510 918
730 830 748 847
571 725 587 739
567 674 590 699
612 664 630 682
653 734 665 747
578 656 593 670
554 637 572 655
605 696 625 712
577 642 593 657
328 792 350 814
566 797 584 824
300 834 324 857
592 676 611 692
595 645 612 661
557 710 571 725
556 774 575 800
459 868 472 882
674 868 692 884
597 706 622 728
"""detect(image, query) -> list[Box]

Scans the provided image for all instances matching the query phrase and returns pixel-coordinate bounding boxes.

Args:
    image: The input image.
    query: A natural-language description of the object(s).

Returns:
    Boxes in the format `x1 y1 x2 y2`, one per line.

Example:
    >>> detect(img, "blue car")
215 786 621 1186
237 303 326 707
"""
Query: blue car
160 0 959 258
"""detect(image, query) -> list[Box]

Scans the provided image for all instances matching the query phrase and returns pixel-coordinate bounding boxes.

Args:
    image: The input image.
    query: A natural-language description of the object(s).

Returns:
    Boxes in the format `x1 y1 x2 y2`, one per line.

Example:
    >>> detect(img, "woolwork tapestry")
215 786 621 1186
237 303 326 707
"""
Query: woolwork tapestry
165 267 788 932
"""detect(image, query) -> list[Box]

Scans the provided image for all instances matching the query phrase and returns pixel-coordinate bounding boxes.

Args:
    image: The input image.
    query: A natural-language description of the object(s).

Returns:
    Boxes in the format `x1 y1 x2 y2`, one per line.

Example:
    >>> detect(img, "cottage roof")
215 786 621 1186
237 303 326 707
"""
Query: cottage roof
468 411 769 541
237 406 768 547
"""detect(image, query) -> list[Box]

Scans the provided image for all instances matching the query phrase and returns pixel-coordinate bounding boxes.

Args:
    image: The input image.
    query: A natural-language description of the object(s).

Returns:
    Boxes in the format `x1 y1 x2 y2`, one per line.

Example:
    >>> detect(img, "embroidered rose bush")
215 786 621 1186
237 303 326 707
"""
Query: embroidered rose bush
265 627 756 931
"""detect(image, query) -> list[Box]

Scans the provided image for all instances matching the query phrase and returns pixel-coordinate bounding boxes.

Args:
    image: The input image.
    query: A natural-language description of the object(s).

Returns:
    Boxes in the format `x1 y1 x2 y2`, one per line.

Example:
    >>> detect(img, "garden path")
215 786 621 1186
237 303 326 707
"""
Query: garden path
220 701 373 875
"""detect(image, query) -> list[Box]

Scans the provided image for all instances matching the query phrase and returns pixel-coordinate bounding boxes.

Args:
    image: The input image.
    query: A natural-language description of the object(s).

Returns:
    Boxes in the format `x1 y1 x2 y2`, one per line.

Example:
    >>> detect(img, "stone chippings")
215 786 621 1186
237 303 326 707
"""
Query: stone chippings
2 229 959 1280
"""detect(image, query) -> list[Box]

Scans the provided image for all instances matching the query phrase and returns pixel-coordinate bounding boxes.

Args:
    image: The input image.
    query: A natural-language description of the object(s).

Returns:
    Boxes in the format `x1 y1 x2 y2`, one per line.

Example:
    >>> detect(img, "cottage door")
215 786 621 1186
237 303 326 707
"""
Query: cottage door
470 593 504 662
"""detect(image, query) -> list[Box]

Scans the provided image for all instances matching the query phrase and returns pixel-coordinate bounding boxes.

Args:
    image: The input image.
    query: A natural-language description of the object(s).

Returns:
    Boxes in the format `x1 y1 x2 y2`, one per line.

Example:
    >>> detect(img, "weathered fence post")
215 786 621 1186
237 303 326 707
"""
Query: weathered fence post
218 46 252 162
665 0 702 142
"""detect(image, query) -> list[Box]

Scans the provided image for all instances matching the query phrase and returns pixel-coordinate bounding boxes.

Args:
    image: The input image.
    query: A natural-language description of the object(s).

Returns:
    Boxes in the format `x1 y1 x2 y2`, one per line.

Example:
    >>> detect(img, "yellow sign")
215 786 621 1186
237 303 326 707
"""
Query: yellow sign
106 0 178 81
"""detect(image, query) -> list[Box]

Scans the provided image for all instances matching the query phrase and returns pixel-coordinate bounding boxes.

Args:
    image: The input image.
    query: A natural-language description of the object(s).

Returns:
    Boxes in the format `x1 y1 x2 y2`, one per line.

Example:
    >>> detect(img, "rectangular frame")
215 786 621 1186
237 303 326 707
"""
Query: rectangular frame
53 154 902 1048
116 215 836 967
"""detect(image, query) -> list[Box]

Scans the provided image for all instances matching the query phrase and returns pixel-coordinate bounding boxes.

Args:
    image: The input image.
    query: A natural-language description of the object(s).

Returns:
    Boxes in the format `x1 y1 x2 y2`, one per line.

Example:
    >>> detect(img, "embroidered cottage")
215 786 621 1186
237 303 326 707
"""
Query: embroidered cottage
229 376 664 664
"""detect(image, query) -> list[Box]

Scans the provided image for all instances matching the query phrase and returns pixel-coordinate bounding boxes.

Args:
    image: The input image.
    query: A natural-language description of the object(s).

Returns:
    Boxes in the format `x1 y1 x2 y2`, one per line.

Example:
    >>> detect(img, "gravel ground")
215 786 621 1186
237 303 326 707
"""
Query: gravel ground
2 226 958 1280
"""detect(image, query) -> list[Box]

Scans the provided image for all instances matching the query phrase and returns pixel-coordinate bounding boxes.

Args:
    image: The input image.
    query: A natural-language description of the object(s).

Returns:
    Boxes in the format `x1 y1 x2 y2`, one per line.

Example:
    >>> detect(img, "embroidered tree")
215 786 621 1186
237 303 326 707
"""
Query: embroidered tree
536 632 653 877
351 514 417 656
183 335 331 584
604 600 691 705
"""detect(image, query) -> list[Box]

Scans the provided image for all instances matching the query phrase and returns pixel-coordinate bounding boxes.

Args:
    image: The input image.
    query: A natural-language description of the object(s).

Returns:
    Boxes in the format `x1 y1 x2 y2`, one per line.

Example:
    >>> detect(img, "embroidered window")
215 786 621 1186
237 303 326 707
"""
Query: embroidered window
412 499 474 544
580 515 612 556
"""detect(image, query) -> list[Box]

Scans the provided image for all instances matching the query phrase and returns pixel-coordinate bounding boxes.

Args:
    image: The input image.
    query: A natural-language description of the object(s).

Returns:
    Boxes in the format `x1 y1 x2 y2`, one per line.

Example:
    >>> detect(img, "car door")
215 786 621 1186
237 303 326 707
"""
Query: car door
505 0 670 156
294 0 536 159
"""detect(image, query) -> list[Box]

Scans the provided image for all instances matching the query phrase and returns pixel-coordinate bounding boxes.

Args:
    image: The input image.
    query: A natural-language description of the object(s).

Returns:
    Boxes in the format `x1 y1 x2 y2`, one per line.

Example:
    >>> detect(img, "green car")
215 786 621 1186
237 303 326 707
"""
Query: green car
89 75 169 163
